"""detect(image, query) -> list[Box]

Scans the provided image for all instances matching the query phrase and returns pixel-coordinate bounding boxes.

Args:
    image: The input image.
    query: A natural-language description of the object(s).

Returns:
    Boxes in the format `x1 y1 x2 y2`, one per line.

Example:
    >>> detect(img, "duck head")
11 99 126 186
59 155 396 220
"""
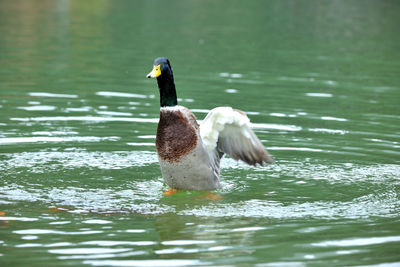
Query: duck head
147 57 178 107
146 57 172 78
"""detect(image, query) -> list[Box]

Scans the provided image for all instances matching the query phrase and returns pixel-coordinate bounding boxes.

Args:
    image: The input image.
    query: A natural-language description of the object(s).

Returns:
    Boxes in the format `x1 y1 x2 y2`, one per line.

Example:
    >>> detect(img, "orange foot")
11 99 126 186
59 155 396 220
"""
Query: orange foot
0 211 8 226
164 188 179 196
198 192 223 201
46 206 70 213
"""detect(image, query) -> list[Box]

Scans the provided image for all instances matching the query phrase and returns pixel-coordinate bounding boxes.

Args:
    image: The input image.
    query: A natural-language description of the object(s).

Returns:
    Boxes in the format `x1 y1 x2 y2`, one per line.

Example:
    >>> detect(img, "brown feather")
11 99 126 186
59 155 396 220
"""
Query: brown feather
156 109 198 163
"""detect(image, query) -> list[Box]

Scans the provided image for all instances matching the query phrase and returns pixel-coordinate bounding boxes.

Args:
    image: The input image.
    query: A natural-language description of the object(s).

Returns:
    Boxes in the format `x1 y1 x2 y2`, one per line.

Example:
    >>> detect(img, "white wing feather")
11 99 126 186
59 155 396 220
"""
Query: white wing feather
200 107 273 166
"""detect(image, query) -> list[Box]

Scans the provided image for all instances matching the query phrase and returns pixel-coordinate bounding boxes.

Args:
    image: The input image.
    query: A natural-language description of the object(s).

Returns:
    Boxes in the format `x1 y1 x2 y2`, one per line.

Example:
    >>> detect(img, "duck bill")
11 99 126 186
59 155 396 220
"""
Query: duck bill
146 64 161 78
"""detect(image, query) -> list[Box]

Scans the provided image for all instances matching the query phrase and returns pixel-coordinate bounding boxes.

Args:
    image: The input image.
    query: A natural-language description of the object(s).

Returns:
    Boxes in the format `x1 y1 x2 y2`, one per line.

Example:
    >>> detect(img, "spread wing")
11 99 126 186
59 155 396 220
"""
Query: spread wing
200 107 273 166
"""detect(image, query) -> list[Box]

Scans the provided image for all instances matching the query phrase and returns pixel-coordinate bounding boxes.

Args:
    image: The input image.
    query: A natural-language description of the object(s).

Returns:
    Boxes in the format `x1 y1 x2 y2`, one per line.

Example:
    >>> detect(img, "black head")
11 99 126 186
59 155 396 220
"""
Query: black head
146 57 173 79
146 57 178 107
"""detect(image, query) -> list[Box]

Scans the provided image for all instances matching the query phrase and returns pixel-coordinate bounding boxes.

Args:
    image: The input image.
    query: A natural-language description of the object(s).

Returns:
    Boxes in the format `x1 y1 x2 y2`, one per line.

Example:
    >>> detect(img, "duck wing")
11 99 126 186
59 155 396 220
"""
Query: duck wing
200 107 273 166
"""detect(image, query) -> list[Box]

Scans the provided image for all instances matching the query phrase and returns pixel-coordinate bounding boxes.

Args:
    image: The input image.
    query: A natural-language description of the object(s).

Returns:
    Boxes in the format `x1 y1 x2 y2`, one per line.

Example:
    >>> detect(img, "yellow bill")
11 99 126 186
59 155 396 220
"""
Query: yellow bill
146 64 161 78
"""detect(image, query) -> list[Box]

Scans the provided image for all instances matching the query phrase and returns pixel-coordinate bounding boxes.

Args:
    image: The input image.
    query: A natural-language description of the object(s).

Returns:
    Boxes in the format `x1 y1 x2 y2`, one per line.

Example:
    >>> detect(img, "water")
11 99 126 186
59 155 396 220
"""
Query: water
1 0 400 266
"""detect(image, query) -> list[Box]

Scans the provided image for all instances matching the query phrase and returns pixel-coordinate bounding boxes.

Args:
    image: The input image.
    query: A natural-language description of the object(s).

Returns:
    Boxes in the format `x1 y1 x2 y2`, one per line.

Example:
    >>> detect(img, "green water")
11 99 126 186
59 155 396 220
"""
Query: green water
1 0 400 266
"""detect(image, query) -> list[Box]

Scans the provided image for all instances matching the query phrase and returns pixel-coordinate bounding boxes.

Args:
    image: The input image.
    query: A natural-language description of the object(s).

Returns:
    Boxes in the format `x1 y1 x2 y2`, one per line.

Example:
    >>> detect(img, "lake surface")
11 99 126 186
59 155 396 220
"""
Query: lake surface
1 0 400 266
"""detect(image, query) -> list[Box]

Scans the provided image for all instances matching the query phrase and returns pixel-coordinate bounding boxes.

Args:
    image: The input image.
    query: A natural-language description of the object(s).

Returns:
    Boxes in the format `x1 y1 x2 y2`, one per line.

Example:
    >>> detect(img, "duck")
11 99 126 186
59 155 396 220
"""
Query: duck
146 57 273 191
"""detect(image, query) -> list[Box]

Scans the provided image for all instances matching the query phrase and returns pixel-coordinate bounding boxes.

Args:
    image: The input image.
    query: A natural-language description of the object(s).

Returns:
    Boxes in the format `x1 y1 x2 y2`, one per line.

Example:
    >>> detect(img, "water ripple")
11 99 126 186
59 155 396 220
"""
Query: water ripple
17 105 56 111
81 241 155 247
83 259 206 266
10 116 159 123
0 151 158 170
0 216 38 221
0 136 119 144
14 229 103 235
321 116 348 122
312 236 400 247
96 91 147 99
49 248 132 254
29 92 78 98
251 123 302 131
306 93 333 97
179 191 399 219
308 128 348 134
161 240 215 246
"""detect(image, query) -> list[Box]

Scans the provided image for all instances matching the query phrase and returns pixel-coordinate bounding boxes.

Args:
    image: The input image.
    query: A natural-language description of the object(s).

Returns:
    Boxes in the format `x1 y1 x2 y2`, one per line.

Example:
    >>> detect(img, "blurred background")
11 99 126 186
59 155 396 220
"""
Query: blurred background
0 0 399 266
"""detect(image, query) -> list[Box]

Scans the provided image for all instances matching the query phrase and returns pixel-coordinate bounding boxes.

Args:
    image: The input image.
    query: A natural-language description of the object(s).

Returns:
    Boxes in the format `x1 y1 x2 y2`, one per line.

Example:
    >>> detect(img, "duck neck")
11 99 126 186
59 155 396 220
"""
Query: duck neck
157 75 178 107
